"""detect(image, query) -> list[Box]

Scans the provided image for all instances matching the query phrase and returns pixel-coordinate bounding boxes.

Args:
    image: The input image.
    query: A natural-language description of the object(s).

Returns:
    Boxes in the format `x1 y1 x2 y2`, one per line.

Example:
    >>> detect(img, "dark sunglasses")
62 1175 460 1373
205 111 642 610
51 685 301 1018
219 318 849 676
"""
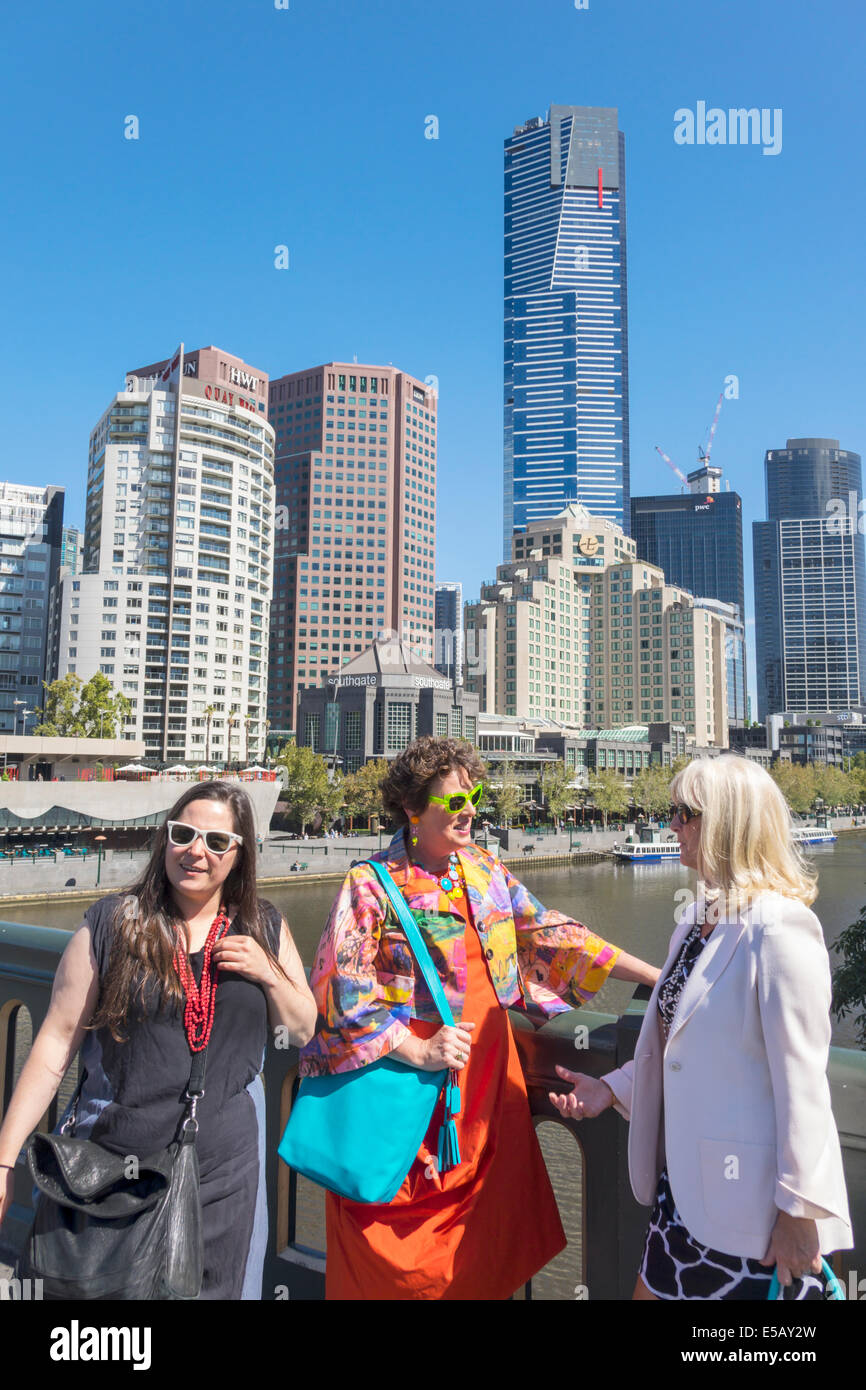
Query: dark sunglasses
167 821 243 855
670 804 702 826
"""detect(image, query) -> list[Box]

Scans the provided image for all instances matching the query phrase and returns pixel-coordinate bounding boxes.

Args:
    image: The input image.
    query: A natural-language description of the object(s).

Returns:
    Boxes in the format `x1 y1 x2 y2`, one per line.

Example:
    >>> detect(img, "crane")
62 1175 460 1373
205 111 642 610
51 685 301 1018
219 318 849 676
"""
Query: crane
655 444 688 487
698 391 724 465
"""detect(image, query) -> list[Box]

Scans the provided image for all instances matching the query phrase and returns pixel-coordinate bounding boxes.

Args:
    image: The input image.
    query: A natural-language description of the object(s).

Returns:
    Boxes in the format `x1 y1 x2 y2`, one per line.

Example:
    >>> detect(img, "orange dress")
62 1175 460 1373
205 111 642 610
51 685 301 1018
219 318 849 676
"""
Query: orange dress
324 881 566 1300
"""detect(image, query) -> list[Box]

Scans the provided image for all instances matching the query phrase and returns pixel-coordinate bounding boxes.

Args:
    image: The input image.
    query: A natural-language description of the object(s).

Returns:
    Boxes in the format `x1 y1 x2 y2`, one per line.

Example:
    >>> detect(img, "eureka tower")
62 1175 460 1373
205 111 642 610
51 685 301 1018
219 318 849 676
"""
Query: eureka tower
504 105 630 556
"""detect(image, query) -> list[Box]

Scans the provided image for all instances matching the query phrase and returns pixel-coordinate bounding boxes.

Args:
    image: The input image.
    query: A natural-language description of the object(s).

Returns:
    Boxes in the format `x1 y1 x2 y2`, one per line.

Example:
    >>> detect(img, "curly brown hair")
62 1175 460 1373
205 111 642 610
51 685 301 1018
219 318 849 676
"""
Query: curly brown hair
381 736 486 827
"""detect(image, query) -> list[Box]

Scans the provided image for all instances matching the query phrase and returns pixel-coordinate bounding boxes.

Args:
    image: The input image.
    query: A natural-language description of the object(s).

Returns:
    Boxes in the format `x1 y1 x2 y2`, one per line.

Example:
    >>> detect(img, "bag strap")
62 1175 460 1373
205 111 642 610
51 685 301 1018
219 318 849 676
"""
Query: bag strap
363 859 456 1028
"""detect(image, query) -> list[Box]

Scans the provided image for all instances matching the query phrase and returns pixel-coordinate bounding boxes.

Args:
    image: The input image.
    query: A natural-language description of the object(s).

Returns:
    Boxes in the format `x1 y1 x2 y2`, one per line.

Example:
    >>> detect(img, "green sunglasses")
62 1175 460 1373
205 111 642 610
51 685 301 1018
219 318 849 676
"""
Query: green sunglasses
427 782 484 814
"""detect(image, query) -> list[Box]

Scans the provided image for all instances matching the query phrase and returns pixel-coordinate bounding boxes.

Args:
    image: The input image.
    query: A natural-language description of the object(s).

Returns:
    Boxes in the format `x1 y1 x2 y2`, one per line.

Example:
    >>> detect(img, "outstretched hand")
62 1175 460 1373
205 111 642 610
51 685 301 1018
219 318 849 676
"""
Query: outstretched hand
549 1065 615 1121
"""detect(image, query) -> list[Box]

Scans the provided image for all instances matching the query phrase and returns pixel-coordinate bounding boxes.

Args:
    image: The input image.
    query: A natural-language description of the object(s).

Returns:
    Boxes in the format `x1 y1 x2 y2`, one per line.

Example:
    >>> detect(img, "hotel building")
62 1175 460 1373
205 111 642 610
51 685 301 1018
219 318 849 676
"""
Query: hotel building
465 505 728 747
504 105 630 555
266 362 437 732
47 345 274 764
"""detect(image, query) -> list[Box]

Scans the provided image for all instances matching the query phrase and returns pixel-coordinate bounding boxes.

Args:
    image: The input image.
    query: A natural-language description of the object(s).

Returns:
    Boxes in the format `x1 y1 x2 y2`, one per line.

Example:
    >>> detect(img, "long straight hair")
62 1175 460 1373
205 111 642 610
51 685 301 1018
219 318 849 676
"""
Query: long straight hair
92 780 286 1042
671 756 818 910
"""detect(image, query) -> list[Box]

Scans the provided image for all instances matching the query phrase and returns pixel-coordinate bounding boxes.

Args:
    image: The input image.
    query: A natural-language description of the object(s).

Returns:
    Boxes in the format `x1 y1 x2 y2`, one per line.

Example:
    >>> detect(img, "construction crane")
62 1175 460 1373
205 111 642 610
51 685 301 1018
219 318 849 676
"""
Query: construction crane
698 391 724 465
655 444 688 487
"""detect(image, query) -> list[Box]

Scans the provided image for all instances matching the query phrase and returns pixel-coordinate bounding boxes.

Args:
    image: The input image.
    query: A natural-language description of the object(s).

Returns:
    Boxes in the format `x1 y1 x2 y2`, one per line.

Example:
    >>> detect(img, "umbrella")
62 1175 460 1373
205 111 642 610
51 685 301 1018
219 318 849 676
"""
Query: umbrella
164 764 191 774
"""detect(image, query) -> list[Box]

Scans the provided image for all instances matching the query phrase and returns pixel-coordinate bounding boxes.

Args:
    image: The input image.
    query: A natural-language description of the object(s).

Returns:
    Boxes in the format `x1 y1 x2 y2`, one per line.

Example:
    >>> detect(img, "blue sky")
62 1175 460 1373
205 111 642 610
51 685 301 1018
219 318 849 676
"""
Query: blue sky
2 0 863 711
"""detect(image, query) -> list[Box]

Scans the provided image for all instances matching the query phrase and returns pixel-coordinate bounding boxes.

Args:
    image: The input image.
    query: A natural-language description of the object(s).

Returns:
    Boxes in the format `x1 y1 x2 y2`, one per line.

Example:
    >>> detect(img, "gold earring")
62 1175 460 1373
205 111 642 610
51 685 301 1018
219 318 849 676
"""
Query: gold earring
410 816 419 846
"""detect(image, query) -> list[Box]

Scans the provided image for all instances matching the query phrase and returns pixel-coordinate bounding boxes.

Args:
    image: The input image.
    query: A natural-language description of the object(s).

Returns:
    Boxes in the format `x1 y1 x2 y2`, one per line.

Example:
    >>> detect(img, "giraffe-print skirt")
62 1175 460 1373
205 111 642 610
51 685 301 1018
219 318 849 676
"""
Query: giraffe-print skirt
639 1169 828 1301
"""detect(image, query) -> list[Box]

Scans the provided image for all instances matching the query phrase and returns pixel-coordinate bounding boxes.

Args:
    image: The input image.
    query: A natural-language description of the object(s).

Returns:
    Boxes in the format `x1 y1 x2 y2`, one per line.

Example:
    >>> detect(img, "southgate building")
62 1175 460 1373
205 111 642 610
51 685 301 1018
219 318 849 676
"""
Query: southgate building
631 463 747 724
465 504 728 748
504 105 630 556
48 345 274 765
266 362 437 732
753 437 866 719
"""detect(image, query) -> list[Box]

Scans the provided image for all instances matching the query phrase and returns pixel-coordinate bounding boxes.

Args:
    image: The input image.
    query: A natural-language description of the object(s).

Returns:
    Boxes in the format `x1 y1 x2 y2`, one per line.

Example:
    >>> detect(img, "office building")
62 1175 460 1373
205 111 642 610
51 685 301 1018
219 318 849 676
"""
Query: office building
465 505 728 746
434 581 463 683
504 105 630 555
48 345 274 764
631 464 746 723
60 525 83 576
297 636 478 771
0 483 64 734
267 363 437 732
753 438 866 719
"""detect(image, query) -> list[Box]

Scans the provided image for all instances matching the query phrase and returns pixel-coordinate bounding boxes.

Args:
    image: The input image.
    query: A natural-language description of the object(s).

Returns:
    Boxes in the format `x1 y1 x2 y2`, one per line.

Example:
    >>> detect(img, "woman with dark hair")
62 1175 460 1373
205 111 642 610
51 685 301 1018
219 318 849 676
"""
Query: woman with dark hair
0 781 316 1299
300 735 659 1300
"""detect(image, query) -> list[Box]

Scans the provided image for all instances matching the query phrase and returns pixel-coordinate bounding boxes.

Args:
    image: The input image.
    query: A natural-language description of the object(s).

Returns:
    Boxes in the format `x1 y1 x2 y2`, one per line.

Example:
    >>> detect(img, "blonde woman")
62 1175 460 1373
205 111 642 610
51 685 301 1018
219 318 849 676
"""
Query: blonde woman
551 756 853 1301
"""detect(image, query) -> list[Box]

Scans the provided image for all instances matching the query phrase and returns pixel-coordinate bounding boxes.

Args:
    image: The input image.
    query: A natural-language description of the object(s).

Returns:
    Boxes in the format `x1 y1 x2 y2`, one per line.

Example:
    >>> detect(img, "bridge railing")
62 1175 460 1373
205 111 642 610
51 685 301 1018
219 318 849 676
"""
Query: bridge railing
1 922 864 1298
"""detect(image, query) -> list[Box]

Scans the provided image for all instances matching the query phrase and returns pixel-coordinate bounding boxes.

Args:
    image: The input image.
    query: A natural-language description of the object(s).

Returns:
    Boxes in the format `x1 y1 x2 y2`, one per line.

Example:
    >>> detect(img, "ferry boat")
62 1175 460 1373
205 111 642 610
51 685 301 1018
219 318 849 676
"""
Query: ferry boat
791 826 837 847
612 827 682 862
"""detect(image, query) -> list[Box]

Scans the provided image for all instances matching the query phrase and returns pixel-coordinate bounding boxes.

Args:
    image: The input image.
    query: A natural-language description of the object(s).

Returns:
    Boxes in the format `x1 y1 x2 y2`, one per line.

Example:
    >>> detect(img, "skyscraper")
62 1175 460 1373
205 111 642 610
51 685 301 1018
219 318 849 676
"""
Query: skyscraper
266 363 437 732
753 438 866 719
48 345 274 764
0 483 64 732
434 581 463 684
504 105 629 556
630 464 747 724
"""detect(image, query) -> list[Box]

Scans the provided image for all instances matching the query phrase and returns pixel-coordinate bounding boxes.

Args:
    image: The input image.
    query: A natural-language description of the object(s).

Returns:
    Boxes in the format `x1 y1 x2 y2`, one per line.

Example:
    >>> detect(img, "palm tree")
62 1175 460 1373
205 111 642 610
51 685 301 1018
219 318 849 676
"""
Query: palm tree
264 718 271 766
204 705 215 764
244 716 251 765
227 710 236 769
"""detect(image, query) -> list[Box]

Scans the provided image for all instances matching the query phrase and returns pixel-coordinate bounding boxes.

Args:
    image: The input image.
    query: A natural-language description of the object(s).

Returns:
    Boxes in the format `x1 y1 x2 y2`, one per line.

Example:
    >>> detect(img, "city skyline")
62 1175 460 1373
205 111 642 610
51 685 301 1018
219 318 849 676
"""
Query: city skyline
2 0 864 720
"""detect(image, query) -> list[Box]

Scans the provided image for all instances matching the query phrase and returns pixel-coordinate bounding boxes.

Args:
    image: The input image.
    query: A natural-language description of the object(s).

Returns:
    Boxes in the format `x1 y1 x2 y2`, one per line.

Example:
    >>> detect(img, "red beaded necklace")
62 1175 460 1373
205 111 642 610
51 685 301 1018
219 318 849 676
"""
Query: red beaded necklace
173 904 231 1052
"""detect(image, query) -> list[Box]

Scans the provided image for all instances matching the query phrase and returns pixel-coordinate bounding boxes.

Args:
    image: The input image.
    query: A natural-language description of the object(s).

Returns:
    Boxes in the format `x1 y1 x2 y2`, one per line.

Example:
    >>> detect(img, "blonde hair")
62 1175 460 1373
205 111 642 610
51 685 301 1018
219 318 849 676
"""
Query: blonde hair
670 756 817 909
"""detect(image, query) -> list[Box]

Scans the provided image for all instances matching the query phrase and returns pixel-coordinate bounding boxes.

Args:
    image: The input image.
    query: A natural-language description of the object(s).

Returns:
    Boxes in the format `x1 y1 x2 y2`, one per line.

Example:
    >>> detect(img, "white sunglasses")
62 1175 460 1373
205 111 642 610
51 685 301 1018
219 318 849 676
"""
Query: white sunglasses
166 821 243 855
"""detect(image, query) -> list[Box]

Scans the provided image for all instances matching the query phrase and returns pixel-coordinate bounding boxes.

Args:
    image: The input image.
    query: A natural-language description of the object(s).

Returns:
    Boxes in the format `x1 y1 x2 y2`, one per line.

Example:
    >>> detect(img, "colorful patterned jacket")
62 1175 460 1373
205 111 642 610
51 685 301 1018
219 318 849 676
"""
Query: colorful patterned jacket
299 829 621 1076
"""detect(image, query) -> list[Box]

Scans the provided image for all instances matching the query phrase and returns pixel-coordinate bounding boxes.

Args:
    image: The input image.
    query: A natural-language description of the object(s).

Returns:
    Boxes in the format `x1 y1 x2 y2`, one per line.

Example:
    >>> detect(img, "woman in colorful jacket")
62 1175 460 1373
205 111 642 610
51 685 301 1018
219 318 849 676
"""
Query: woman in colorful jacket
299 735 660 1300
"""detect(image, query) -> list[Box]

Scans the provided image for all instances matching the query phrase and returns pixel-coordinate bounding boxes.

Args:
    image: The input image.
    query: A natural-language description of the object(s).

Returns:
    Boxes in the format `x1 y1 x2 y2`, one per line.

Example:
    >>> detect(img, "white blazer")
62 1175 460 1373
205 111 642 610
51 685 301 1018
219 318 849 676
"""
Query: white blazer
603 891 853 1259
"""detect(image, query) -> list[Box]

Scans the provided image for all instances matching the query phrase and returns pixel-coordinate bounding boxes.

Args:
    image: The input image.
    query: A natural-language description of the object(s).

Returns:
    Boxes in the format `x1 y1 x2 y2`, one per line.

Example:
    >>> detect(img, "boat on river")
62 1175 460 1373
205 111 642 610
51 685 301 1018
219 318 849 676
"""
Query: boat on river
612 827 681 862
791 826 837 846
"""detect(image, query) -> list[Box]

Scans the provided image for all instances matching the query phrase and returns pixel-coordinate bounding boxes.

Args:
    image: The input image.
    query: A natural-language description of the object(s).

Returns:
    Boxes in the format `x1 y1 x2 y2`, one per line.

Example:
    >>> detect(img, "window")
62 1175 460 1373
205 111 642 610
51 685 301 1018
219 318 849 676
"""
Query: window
387 701 412 752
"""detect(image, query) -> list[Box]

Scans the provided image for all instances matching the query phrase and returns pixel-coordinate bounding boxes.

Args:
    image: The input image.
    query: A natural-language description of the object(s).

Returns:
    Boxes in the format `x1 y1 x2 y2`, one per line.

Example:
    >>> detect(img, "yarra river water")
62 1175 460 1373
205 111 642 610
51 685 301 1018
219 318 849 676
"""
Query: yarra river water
3 835 863 1298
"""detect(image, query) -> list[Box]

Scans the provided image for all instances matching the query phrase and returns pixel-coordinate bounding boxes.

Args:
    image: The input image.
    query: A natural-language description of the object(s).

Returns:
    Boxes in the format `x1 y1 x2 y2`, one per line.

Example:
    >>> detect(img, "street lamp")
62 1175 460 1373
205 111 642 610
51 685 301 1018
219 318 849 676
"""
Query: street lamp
94 834 107 886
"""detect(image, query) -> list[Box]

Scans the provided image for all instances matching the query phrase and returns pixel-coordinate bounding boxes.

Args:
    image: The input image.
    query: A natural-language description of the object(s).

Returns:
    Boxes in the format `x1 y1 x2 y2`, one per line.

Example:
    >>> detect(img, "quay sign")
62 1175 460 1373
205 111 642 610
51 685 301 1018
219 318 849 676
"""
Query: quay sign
203 384 258 415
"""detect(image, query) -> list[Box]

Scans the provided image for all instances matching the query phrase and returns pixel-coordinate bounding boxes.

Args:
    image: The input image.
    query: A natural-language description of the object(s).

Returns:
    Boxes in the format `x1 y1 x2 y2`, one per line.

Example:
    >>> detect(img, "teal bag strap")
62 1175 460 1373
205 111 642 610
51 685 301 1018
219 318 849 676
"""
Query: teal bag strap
766 1256 845 1300
362 858 462 1175
363 860 456 1027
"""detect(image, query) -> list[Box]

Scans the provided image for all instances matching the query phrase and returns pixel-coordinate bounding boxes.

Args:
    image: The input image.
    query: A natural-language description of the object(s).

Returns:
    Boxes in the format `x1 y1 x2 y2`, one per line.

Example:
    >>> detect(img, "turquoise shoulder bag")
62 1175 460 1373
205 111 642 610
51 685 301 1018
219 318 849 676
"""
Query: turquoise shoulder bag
277 859 462 1204
767 1257 845 1300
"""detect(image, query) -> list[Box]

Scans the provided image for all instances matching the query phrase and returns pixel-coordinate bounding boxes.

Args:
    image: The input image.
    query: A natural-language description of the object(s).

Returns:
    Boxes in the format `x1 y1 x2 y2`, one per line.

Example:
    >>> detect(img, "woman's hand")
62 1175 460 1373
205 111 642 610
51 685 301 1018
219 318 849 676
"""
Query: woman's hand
759 1211 822 1286
211 934 275 987
420 1022 476 1072
0 1167 14 1229
549 1065 615 1120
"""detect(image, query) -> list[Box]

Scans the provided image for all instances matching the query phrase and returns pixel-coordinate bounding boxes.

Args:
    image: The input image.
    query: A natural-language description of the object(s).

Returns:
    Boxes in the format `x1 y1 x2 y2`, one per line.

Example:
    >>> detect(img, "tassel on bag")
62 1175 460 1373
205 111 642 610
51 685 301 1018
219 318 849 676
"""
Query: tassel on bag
437 1070 462 1174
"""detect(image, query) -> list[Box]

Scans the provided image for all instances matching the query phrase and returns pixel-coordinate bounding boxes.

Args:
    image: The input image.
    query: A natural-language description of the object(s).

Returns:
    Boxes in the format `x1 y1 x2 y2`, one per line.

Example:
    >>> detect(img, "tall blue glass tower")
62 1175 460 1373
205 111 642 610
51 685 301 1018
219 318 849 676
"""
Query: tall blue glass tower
504 105 629 558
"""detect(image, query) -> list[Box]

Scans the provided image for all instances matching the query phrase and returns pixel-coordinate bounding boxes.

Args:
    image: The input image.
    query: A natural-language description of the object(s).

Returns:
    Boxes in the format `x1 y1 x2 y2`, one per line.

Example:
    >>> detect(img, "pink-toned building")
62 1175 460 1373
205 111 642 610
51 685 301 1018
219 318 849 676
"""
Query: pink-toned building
267 362 437 732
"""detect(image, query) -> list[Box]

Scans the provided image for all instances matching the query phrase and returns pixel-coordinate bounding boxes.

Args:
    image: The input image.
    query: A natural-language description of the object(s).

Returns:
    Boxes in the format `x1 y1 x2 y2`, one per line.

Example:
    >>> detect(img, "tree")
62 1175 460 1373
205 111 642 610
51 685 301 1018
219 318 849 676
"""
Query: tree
831 902 866 1049
670 754 691 777
275 740 334 833
540 760 577 827
812 762 857 810
630 764 672 818
769 760 816 815
204 706 215 764
33 672 132 739
487 763 523 827
588 769 630 828
342 759 390 828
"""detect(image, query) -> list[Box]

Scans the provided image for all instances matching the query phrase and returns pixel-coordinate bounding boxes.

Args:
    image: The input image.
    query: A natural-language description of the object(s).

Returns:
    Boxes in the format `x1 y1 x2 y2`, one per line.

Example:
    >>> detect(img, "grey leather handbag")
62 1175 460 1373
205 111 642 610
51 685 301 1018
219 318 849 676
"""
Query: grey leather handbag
16 1050 206 1301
